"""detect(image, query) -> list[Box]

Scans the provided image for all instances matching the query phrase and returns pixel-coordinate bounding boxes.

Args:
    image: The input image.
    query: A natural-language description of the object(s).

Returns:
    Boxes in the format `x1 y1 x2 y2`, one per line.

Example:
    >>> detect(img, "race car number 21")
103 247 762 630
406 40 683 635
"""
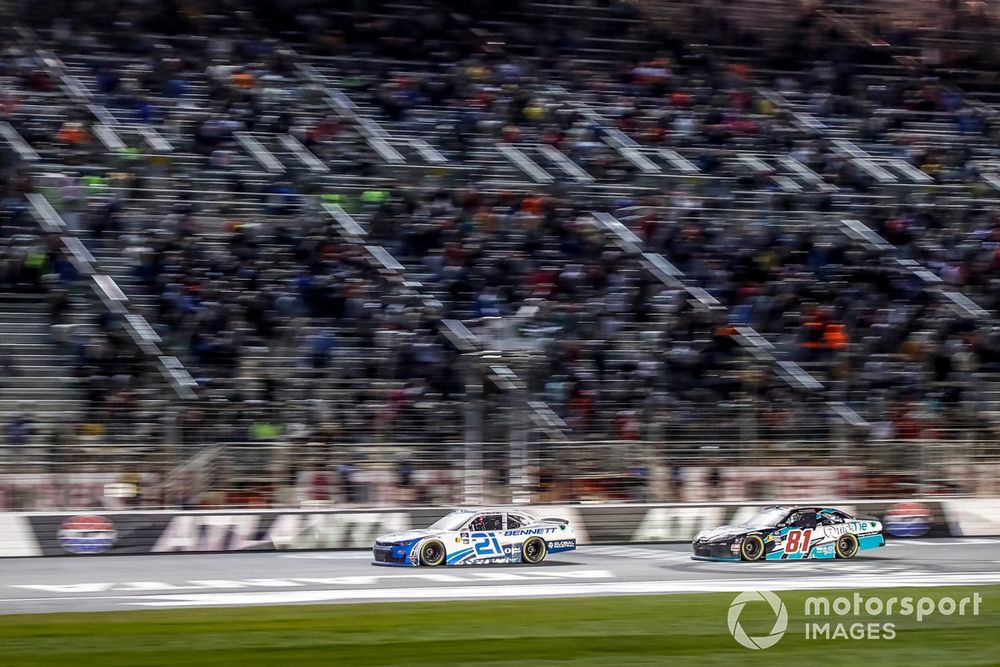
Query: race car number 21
783 528 813 554
471 532 503 556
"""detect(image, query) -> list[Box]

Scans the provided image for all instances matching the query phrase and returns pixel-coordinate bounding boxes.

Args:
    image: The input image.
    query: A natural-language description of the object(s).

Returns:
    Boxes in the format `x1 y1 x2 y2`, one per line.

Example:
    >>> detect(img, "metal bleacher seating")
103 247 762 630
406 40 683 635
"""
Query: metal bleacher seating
1 0 997 506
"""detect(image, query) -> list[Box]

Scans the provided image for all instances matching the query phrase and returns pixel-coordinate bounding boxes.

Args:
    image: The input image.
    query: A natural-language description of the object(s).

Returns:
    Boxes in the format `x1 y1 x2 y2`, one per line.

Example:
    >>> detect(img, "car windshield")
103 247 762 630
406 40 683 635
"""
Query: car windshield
741 508 789 529
428 512 474 531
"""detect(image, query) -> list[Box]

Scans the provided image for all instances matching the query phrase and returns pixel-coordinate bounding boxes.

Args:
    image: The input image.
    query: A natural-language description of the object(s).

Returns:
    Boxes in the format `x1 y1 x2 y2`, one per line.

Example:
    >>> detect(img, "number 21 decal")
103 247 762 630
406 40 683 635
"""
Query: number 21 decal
471 532 503 556
783 528 813 554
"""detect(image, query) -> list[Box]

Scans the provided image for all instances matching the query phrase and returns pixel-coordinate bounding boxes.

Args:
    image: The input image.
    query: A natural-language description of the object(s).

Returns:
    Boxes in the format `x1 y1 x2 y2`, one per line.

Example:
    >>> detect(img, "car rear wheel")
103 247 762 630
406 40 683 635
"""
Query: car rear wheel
522 537 547 564
740 534 765 561
419 539 446 566
835 533 860 559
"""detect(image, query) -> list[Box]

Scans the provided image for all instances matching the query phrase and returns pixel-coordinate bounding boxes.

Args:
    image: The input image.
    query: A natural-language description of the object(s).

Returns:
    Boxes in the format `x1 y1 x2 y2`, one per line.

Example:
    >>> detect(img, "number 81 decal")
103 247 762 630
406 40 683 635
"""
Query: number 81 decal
783 528 813 554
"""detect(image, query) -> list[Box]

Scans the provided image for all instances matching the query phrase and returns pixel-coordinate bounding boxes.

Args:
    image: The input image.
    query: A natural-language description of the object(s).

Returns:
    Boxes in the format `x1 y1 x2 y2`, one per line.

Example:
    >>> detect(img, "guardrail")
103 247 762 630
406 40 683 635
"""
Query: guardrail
3 497 997 557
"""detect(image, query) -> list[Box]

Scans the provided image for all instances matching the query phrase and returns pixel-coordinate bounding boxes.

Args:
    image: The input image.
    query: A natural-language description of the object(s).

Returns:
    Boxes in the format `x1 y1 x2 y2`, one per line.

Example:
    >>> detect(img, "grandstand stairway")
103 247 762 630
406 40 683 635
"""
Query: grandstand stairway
0 293 86 453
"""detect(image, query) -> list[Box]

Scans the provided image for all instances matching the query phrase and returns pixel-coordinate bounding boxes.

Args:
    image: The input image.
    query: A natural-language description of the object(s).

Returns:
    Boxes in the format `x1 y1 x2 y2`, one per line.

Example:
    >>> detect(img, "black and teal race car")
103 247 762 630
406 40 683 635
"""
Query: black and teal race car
692 506 885 561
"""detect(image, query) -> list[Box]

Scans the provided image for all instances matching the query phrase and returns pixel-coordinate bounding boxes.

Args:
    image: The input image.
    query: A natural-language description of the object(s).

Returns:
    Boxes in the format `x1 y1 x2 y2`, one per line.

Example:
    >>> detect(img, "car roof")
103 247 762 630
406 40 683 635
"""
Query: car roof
450 507 539 517
775 506 849 513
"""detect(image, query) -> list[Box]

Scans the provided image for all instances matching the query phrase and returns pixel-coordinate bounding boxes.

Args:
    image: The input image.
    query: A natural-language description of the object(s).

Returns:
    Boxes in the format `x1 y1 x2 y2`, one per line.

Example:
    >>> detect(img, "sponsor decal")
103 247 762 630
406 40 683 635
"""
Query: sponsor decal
823 524 852 538
548 540 576 550
58 515 117 554
811 543 835 557
504 527 558 537
884 502 932 538
467 557 516 565
152 512 411 552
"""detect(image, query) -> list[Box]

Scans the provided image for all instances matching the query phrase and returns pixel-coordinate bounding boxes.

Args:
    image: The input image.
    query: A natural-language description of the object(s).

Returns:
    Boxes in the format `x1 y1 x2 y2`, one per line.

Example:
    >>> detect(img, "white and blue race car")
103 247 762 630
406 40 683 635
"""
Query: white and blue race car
372 508 577 566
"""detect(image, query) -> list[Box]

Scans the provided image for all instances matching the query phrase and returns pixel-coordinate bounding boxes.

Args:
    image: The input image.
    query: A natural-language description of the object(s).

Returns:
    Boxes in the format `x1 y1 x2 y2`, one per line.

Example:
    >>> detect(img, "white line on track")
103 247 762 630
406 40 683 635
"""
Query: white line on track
121 571 1000 608
7 570 617 595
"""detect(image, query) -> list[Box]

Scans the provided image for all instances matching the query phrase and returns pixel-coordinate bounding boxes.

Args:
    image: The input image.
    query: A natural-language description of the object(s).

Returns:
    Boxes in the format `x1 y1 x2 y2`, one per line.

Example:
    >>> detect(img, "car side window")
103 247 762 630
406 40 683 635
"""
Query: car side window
470 514 503 531
788 511 818 529
817 511 843 526
507 514 523 529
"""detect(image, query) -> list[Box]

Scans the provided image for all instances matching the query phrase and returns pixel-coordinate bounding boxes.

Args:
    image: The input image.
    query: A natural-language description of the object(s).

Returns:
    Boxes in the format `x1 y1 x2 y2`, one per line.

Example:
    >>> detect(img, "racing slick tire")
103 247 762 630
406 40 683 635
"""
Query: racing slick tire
740 534 766 561
522 537 547 564
419 539 447 566
835 533 860 559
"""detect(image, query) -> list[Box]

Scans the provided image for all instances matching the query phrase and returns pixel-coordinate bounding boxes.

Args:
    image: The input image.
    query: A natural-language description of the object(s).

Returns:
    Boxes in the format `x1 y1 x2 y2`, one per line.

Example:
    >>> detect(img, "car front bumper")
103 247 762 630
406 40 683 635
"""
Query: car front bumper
691 539 741 561
372 541 420 566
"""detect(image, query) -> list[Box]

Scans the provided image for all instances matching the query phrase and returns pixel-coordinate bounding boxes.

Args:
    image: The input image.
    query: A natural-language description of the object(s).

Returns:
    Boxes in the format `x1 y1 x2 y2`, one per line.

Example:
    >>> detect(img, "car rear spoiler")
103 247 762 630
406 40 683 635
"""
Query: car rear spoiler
542 517 569 525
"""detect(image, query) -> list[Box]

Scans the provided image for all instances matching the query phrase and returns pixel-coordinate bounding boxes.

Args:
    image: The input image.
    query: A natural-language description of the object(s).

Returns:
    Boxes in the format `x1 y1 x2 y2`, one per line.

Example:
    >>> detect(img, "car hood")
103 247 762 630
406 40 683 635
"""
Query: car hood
694 525 751 542
376 529 439 543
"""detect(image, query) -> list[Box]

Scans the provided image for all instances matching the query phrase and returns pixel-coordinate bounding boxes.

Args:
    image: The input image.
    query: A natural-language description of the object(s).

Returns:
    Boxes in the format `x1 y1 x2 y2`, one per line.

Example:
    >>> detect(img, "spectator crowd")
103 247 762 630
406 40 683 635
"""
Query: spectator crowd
1 0 998 505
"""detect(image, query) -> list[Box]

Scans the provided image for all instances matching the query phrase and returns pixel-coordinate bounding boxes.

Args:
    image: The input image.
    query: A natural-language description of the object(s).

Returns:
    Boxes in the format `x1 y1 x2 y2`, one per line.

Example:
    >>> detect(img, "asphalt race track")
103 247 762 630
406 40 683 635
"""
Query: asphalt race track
2 539 999 614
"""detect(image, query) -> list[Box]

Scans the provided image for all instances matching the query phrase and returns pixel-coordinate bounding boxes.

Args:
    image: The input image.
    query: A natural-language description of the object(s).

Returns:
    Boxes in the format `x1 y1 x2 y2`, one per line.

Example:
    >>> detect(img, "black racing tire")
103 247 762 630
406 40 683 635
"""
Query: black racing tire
419 539 446 566
740 534 765 561
522 536 547 564
835 533 860 559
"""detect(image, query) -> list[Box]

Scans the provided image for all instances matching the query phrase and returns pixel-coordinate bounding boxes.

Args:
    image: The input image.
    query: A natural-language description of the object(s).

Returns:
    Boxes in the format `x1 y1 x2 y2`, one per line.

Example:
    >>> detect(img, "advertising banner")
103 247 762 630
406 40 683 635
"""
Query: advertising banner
943 498 1000 536
2 498 970 558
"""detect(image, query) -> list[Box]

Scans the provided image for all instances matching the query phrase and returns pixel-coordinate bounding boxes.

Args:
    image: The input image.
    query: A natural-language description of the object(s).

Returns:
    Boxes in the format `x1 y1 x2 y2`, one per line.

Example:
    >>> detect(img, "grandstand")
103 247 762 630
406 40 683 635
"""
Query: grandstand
2 0 999 510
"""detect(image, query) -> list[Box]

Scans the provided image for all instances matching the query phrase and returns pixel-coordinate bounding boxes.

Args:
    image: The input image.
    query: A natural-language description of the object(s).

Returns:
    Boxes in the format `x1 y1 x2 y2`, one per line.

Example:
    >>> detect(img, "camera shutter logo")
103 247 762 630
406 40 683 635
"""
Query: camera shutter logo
727 591 788 649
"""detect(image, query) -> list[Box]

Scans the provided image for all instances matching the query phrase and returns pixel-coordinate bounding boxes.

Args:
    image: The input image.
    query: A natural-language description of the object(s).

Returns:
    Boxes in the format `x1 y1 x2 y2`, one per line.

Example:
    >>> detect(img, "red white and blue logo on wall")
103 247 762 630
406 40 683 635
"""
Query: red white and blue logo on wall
58 515 118 554
883 502 932 538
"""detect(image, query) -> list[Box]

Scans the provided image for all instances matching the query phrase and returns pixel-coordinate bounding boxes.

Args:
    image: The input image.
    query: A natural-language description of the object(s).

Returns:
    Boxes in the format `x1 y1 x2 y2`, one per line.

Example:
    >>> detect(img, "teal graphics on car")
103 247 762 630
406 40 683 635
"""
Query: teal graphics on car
692 506 885 561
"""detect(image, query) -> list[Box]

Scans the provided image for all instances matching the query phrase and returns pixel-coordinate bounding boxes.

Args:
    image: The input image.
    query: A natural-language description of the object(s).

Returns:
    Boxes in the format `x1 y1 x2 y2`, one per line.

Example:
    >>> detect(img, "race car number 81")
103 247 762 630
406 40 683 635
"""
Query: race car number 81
783 528 813 554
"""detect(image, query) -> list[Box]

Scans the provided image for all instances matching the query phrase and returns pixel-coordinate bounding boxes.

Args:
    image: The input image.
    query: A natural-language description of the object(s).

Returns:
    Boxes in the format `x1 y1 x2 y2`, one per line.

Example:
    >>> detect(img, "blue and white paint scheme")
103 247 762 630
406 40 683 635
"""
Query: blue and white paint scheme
373 508 577 567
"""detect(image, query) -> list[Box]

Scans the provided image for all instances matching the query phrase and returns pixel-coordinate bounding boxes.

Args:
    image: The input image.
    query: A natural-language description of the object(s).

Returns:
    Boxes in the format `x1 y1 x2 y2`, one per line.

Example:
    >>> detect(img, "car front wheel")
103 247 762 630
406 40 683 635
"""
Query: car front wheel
419 540 446 566
740 534 765 561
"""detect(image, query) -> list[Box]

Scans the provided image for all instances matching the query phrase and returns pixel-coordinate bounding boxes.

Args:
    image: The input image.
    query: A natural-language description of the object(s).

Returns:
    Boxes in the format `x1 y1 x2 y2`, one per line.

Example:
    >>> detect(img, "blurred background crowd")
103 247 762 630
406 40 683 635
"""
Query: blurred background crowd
1 0 1000 508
